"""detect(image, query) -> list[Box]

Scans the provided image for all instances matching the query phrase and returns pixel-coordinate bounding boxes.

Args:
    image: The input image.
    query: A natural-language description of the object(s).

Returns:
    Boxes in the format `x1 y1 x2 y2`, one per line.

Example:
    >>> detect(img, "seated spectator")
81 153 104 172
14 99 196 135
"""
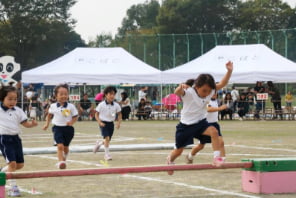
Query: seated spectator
144 101 153 119
119 92 131 121
220 92 234 120
136 98 147 120
237 93 249 121
78 93 94 121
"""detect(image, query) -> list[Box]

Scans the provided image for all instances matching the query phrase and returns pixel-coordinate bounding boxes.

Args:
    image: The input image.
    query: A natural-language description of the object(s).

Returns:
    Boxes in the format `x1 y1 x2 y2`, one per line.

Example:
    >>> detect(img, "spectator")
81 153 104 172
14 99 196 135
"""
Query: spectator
285 91 293 112
231 86 239 113
247 92 256 113
237 93 249 121
78 93 94 121
253 81 266 120
152 87 158 105
29 95 42 121
267 81 283 120
144 101 153 119
119 92 131 121
136 98 147 120
138 86 148 102
220 93 234 120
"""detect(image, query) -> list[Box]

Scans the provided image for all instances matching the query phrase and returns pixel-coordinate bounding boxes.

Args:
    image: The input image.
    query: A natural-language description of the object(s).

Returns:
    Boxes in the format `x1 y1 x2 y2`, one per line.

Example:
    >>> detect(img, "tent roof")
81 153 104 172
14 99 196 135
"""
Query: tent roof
161 44 296 83
22 47 161 85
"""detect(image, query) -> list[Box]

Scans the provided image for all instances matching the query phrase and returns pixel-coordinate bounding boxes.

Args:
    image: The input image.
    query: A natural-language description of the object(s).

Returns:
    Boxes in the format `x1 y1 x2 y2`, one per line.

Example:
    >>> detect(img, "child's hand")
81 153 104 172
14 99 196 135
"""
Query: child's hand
220 104 228 110
116 122 120 129
31 119 38 127
226 61 233 72
99 122 105 127
66 121 73 126
42 124 48 131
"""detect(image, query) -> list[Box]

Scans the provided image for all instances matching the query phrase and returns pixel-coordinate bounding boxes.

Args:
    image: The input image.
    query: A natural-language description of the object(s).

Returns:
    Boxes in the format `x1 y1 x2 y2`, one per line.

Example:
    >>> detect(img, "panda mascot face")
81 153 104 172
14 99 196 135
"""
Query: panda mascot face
0 56 20 84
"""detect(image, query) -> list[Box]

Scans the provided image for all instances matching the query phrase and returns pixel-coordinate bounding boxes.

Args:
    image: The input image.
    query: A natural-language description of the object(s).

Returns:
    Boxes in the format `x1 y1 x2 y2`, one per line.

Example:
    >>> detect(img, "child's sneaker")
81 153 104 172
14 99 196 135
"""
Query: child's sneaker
93 141 102 153
8 185 21 197
57 161 66 169
185 154 193 164
104 154 112 161
166 156 175 175
213 156 224 167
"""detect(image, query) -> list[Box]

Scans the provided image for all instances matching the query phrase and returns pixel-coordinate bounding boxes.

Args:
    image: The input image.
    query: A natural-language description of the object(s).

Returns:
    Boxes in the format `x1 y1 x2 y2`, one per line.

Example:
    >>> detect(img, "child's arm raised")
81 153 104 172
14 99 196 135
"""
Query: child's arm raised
216 61 233 90
174 83 186 97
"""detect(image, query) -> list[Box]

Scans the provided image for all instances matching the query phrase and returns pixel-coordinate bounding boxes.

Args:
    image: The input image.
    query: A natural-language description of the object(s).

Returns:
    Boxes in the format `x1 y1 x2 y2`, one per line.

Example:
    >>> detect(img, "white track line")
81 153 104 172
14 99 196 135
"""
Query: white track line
229 144 296 153
123 175 261 198
28 155 103 167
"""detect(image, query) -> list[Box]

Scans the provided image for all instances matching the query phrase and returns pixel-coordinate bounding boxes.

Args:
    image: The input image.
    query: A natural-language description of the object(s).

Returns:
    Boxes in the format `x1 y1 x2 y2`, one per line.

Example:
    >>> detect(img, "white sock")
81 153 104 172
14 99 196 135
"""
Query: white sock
104 147 109 155
188 152 194 160
1 165 8 172
9 179 16 186
213 151 221 158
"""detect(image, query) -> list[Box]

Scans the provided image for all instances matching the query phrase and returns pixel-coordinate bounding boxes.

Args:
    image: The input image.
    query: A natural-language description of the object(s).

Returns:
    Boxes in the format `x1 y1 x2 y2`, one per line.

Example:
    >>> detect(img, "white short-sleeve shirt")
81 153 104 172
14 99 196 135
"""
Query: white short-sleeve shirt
48 102 78 126
180 87 215 125
206 99 219 123
96 101 121 122
0 105 27 135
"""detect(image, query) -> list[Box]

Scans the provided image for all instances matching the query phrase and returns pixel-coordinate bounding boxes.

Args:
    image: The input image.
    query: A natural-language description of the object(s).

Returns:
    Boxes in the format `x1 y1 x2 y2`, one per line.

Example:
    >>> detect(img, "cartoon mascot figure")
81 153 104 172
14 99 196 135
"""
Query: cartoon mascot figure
0 56 20 84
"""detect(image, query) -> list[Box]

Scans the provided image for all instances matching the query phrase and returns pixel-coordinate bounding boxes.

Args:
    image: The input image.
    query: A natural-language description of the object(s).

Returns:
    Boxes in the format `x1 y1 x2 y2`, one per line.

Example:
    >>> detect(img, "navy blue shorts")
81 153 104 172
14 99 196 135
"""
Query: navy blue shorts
196 122 222 144
100 121 114 139
52 126 74 146
175 119 210 149
0 135 24 164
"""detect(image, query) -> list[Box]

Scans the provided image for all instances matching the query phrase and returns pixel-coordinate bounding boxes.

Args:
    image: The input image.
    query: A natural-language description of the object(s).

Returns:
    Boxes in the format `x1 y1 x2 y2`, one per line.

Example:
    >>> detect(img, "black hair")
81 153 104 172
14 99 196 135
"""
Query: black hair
54 84 69 96
104 86 117 96
185 79 195 87
267 81 274 87
121 92 128 101
0 83 17 101
194 74 216 90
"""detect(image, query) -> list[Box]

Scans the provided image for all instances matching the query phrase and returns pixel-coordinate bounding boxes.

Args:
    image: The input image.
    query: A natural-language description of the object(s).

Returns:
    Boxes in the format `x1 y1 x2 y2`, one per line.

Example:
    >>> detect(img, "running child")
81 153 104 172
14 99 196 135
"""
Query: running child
167 61 233 175
186 91 227 164
0 83 38 197
43 84 78 169
93 86 122 161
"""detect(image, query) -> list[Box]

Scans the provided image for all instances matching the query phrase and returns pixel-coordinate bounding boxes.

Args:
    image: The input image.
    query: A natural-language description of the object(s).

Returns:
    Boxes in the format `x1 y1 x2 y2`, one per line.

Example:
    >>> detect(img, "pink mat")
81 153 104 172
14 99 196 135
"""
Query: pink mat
242 170 296 194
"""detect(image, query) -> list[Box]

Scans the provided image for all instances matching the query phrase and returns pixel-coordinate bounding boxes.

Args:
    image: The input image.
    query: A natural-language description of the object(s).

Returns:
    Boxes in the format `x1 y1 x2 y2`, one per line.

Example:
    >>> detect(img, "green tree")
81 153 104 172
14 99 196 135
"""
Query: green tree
88 33 113 47
235 0 295 31
117 0 160 37
157 0 238 34
0 0 85 72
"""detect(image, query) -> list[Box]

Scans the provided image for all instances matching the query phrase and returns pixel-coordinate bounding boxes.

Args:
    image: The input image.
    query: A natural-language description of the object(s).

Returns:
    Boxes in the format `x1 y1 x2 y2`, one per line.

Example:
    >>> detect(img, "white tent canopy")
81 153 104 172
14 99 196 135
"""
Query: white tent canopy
161 44 296 83
22 47 161 85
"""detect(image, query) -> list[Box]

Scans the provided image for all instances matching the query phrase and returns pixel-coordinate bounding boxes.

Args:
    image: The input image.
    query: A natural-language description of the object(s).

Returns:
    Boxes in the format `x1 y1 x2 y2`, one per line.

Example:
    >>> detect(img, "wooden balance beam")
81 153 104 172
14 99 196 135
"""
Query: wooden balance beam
6 162 253 179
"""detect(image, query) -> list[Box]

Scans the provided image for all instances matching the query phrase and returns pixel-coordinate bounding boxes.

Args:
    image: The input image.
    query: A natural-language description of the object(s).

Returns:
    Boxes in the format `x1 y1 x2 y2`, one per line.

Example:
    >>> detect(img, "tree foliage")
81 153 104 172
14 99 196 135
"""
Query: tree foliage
0 0 85 74
117 0 160 37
